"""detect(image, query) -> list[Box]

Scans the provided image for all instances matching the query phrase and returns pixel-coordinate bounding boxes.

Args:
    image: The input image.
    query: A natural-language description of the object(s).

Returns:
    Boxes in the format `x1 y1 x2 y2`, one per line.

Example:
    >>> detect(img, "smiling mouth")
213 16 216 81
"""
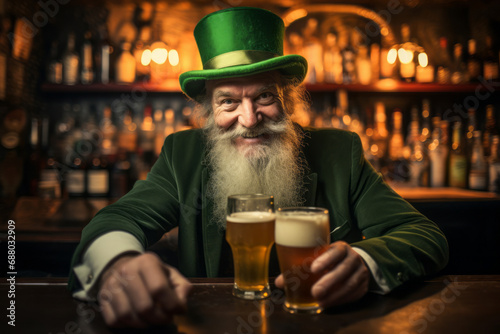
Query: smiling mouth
242 133 264 139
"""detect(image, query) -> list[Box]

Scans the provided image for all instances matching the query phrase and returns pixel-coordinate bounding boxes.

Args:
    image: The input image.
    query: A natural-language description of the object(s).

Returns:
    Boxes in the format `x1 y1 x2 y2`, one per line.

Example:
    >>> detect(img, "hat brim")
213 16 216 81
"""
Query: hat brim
179 54 307 100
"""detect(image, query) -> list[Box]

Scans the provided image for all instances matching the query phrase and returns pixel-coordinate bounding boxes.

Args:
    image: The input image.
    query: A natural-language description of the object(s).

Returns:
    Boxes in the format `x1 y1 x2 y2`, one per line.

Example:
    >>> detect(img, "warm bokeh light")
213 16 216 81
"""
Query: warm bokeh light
141 49 152 66
152 48 168 64
168 49 179 66
398 48 413 64
418 52 428 67
387 48 398 64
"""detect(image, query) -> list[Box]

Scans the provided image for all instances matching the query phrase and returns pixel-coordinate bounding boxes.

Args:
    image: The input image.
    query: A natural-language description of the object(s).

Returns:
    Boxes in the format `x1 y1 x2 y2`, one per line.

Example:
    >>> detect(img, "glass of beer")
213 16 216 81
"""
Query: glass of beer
275 207 330 314
226 194 275 300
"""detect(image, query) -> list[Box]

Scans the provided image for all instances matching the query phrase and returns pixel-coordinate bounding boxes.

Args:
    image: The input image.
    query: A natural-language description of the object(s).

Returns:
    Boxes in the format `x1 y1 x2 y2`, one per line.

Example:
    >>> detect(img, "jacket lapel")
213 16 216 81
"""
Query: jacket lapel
201 167 224 277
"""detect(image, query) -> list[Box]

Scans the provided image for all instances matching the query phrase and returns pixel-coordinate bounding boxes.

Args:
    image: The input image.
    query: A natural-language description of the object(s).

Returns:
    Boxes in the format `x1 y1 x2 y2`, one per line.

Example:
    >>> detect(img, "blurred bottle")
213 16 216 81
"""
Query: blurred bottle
110 148 131 198
483 36 499 81
465 108 477 161
302 18 323 84
356 45 371 85
117 109 138 153
436 37 451 84
468 130 488 191
370 43 380 83
133 26 152 82
139 104 156 166
466 39 481 81
65 155 86 197
399 24 416 82
409 137 429 187
100 105 117 157
428 117 449 187
342 31 357 84
96 25 112 84
154 107 165 157
87 154 109 197
80 31 94 84
448 121 467 188
488 135 500 193
115 41 136 84
451 43 467 84
47 40 62 84
62 32 79 85
323 33 343 84
483 105 497 157
388 109 407 182
420 99 432 147
371 102 389 170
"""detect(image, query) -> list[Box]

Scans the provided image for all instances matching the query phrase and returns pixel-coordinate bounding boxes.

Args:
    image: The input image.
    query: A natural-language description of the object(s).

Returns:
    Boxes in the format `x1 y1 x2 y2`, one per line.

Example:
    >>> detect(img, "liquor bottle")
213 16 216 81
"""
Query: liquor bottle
488 135 500 193
356 45 372 85
62 33 79 85
164 108 175 137
134 26 152 82
372 102 389 162
448 121 467 188
403 106 420 162
436 37 451 84
399 24 416 82
451 43 467 84
388 109 406 182
139 104 156 167
96 25 112 84
154 108 165 157
117 108 138 153
47 40 62 84
483 105 497 157
468 131 488 191
115 41 136 84
302 18 323 84
80 31 94 84
466 39 481 81
110 148 131 198
370 43 380 83
100 105 117 157
465 108 477 161
87 154 110 197
65 155 86 197
342 31 357 84
483 36 499 81
323 33 342 84
428 117 448 187
409 136 429 187
420 99 432 147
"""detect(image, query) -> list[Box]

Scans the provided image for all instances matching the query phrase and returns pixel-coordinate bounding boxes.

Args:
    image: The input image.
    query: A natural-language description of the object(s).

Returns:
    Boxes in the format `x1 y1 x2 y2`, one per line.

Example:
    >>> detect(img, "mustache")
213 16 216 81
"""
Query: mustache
214 119 290 142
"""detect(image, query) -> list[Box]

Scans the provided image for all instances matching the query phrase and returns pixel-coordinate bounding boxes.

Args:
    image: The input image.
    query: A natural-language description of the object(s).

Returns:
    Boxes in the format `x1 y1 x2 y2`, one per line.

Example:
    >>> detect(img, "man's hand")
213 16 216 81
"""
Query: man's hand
97 252 192 328
275 241 370 308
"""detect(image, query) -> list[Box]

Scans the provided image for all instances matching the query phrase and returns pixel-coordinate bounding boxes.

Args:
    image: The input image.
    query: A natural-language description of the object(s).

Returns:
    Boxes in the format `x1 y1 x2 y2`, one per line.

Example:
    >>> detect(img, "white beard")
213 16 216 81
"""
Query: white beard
205 115 306 229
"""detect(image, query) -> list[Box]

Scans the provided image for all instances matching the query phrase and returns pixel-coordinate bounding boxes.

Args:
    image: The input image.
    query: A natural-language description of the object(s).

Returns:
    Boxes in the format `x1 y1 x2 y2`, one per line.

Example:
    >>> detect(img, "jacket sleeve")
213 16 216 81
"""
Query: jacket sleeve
67 135 181 292
348 133 449 290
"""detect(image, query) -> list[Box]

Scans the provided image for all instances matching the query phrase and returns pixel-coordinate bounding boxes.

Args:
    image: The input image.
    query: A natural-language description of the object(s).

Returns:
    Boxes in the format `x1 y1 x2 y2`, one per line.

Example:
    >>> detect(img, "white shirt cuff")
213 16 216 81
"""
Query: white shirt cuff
72 231 144 301
352 247 391 295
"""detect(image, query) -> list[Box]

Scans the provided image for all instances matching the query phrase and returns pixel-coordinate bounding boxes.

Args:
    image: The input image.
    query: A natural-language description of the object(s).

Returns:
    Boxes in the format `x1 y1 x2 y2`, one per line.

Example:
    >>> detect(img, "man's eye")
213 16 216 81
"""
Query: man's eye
221 99 234 105
257 92 274 103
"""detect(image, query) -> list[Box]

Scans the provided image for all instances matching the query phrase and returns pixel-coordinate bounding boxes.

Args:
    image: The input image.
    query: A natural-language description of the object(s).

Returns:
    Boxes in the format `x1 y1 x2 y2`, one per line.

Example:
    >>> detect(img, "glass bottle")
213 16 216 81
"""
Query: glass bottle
356 45 372 85
465 108 477 162
62 32 79 85
436 37 451 84
302 18 323 84
483 36 499 81
47 40 62 84
100 105 117 157
371 102 389 172
115 41 136 84
466 39 481 81
65 155 86 197
139 104 156 167
399 24 416 82
468 130 488 191
80 31 94 84
483 105 497 157
117 108 138 153
342 30 357 84
96 25 112 84
87 154 110 198
388 109 406 182
448 121 467 188
420 99 432 148
409 137 429 187
323 33 343 84
488 135 500 193
451 43 467 84
428 117 448 187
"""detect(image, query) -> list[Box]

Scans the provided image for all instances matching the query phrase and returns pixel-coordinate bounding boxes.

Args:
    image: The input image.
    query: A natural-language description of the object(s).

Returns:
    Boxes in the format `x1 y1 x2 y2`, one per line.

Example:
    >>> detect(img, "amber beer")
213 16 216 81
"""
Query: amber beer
275 207 330 314
226 194 275 300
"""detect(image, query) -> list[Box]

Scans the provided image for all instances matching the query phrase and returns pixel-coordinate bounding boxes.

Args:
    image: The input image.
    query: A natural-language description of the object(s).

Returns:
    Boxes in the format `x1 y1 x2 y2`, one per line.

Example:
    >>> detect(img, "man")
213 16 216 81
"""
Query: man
69 7 448 328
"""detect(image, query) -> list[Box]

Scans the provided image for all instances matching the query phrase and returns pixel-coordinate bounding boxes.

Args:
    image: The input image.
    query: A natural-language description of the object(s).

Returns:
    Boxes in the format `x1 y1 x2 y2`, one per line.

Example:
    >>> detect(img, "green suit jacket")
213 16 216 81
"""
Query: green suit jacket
68 126 449 292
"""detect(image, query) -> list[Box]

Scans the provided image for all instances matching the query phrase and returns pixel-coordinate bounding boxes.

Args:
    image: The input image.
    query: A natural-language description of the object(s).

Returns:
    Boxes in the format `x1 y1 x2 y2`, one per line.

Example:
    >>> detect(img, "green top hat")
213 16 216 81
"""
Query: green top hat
179 7 308 100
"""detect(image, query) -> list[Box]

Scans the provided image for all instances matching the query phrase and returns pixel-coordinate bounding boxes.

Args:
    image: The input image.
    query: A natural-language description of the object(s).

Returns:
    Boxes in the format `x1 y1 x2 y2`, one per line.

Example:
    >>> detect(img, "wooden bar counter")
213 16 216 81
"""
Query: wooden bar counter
1 276 499 333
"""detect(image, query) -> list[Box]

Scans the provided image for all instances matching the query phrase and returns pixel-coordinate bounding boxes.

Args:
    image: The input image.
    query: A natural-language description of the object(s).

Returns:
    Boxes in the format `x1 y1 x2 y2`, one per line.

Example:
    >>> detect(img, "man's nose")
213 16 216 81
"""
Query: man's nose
238 99 260 128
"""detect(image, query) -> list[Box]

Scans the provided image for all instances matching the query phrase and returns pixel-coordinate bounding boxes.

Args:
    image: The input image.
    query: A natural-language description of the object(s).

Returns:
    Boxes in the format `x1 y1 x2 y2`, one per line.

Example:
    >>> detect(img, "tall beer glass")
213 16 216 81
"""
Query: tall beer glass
275 207 330 314
226 194 275 300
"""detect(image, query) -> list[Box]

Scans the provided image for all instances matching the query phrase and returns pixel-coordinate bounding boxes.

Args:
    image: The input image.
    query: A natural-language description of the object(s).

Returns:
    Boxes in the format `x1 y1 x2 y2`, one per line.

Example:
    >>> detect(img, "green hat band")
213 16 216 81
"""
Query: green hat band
204 50 279 69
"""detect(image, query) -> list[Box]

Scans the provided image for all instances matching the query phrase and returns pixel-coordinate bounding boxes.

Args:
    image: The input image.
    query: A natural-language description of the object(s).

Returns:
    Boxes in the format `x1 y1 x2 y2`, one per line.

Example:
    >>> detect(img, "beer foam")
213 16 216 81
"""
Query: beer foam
227 211 275 223
275 213 329 247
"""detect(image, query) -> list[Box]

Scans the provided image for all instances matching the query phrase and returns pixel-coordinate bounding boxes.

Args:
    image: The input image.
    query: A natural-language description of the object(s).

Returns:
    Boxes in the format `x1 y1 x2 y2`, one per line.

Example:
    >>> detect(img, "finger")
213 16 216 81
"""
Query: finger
312 250 360 300
274 274 284 288
311 242 348 273
99 276 147 328
138 255 184 314
167 266 193 306
317 264 369 308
